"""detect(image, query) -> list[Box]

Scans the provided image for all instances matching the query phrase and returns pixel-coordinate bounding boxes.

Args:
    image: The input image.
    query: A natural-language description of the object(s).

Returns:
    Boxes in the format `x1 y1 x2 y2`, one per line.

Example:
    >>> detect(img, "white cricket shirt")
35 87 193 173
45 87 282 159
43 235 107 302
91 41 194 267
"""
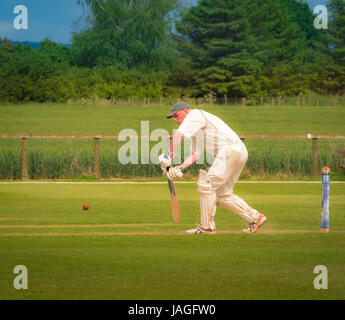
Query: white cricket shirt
177 109 243 156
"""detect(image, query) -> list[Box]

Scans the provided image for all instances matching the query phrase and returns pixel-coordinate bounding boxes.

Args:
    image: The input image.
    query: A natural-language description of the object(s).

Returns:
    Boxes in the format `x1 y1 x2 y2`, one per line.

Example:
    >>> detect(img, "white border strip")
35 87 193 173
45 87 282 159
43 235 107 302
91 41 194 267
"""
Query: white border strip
0 181 344 184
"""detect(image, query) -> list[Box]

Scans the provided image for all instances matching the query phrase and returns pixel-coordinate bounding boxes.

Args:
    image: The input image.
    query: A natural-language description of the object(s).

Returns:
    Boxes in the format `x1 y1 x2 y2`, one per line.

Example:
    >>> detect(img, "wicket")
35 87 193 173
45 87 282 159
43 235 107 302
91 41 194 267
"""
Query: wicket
321 167 330 233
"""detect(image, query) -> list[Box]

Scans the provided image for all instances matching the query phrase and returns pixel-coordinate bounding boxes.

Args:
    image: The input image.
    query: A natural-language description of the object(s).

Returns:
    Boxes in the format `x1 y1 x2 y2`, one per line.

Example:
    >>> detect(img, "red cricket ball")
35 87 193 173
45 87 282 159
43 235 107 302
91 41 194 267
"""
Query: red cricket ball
82 204 89 211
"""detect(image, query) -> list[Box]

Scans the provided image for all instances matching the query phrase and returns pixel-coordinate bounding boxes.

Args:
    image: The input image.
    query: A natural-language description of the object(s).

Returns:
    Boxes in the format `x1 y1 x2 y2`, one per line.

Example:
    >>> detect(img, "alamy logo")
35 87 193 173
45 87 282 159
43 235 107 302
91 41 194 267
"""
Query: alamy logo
314 5 328 30
313 265 328 290
13 265 28 290
13 5 28 30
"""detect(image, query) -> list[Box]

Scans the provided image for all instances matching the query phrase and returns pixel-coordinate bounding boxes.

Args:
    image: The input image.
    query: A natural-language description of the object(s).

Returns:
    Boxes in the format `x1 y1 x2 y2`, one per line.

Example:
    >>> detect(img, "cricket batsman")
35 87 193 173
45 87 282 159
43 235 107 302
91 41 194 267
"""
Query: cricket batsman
159 102 267 234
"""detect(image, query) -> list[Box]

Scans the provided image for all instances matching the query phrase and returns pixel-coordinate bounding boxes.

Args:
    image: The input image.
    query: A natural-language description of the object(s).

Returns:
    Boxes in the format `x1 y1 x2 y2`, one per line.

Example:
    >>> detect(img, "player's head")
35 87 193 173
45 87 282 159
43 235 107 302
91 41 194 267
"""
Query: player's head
166 102 191 125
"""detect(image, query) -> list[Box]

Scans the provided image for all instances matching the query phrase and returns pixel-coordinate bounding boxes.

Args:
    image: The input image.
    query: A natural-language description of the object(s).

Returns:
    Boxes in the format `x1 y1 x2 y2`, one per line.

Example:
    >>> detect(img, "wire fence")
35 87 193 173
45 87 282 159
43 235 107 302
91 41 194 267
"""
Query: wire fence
1 134 345 180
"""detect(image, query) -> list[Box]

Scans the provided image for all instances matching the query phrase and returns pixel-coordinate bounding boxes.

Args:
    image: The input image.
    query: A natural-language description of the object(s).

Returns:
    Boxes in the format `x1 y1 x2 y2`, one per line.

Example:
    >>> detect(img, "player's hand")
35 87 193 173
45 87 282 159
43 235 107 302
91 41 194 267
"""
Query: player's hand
167 166 184 181
159 154 172 171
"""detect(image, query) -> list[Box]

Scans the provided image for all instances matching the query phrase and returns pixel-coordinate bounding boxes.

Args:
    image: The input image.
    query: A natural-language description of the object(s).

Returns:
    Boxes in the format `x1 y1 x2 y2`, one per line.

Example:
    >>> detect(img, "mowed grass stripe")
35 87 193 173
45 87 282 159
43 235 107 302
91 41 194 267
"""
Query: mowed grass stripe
0 183 344 232
1 104 345 135
1 230 344 237
0 223 182 229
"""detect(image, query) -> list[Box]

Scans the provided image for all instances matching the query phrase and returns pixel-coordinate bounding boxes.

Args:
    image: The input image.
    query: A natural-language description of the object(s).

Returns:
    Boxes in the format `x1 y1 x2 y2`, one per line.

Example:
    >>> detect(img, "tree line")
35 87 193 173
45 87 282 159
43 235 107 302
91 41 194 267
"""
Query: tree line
0 0 344 103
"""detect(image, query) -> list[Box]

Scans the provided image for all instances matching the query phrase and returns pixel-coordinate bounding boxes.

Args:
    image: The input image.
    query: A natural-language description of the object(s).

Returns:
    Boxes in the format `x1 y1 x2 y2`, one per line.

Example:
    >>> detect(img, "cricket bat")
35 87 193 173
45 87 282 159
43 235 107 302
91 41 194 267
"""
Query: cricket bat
167 167 180 224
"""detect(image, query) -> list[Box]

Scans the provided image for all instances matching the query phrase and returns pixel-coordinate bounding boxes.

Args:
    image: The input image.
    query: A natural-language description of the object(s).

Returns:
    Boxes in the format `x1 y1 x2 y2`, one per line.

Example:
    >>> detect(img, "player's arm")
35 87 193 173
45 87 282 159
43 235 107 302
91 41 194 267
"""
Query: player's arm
166 150 199 181
159 131 184 174
170 129 202 171
169 130 184 157
180 152 199 171
163 130 196 181
170 131 199 170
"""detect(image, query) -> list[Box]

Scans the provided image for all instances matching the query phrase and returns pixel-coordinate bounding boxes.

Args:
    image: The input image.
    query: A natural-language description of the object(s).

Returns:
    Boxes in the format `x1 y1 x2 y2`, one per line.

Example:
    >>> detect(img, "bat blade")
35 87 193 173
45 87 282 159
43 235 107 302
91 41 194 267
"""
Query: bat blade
168 179 180 224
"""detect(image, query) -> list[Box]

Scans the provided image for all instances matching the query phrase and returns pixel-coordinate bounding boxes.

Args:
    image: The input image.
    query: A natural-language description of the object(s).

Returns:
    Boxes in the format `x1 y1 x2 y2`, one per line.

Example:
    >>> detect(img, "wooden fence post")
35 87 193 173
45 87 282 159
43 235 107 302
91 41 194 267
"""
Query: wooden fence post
333 95 338 106
312 138 319 176
94 136 101 178
209 95 213 106
21 137 29 180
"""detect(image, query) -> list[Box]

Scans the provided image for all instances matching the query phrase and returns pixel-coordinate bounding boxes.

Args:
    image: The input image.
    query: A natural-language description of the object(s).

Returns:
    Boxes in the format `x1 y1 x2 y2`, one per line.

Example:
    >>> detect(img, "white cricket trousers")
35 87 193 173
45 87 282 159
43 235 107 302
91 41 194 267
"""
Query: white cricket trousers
207 142 260 223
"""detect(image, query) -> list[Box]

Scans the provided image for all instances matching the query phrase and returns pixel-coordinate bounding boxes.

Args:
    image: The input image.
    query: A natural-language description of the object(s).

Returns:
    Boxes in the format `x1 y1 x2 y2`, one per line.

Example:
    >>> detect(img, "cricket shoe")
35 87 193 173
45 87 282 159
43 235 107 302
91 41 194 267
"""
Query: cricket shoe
186 225 216 234
242 214 267 234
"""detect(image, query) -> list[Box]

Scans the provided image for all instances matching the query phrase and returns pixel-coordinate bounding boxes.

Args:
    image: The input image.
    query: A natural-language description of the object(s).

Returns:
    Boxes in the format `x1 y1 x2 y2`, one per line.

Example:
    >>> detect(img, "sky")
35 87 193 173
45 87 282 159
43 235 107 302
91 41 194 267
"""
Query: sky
0 0 328 45
0 0 84 44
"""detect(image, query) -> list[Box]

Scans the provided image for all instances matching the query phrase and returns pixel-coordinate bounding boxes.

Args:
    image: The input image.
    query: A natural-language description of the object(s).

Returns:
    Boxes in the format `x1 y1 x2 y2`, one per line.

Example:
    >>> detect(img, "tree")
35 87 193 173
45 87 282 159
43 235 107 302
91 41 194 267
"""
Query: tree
313 0 345 95
328 0 345 65
0 38 15 71
72 0 182 70
176 0 326 97
176 0 256 96
39 39 72 65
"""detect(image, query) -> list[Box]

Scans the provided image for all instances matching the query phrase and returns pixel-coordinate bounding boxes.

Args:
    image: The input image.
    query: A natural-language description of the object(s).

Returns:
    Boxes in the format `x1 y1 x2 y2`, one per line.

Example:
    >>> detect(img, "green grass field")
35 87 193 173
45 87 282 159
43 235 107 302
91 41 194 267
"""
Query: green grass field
1 103 345 135
0 182 344 300
1 103 345 300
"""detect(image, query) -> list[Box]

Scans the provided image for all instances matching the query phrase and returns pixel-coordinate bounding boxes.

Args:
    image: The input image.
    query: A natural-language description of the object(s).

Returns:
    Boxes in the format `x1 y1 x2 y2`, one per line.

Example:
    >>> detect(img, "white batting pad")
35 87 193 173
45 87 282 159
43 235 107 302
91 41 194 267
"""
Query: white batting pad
198 170 217 230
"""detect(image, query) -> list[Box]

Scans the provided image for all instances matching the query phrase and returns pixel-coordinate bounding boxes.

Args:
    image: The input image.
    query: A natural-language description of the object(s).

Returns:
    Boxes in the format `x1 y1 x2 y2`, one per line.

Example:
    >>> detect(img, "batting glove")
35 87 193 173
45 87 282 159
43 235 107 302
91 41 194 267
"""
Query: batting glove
167 166 184 181
159 154 172 175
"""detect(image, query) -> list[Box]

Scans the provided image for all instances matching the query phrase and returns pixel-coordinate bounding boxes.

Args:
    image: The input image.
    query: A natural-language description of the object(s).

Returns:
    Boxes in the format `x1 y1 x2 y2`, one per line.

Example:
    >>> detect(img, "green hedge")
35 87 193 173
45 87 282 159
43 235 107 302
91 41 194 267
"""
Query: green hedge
1 139 344 179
